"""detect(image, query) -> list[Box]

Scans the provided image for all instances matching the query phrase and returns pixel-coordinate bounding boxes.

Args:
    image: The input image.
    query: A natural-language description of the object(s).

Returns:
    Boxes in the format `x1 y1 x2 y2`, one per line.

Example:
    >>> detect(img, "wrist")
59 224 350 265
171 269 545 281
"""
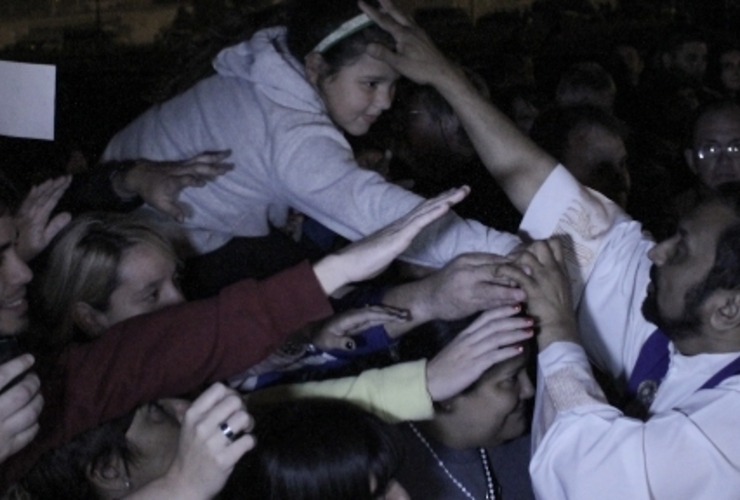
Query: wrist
312 254 345 296
537 317 580 351
433 63 473 99
111 161 140 200
154 468 203 500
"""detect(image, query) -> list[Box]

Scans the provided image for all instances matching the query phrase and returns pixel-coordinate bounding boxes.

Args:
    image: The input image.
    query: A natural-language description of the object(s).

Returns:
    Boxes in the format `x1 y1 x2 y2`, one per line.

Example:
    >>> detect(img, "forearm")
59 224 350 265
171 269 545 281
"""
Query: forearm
381 280 436 338
59 161 143 215
248 360 434 423
0 262 333 491
431 69 557 213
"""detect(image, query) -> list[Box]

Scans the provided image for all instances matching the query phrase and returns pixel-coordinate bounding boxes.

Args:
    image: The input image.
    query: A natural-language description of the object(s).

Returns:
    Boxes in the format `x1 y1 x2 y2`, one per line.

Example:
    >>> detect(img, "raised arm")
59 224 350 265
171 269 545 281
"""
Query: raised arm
359 0 557 212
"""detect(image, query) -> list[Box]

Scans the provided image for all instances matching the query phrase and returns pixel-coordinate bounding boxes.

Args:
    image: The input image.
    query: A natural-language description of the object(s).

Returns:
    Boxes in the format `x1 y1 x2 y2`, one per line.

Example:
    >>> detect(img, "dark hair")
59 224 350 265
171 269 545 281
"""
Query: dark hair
530 104 629 162
0 170 21 217
688 100 740 148
21 412 137 500
220 399 404 500
285 0 394 73
555 62 616 107
395 68 488 129
685 184 740 309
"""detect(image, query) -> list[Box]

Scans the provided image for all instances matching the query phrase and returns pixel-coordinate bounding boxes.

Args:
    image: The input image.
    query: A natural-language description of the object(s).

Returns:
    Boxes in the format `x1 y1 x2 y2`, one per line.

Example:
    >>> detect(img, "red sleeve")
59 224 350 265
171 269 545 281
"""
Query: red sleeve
1 260 332 490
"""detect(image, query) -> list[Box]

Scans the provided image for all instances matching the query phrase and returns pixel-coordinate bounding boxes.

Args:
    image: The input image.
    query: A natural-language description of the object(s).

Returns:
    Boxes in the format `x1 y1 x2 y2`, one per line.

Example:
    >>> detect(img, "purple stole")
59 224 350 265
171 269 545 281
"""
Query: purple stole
625 329 740 419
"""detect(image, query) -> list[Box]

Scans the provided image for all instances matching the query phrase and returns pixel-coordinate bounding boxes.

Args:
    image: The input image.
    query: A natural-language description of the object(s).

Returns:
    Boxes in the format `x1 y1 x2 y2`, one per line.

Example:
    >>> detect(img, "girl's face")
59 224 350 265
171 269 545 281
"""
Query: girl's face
313 52 399 136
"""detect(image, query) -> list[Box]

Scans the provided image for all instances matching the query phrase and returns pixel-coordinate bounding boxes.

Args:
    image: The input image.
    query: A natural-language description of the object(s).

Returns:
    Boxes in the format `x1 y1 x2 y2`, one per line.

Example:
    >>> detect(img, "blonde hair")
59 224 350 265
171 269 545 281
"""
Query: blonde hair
37 212 179 349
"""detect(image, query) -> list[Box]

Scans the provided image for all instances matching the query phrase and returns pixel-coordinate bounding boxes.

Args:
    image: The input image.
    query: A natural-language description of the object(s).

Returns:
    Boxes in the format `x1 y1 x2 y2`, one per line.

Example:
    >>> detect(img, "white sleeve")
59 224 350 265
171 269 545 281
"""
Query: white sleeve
520 165 656 378
274 129 521 268
531 342 740 500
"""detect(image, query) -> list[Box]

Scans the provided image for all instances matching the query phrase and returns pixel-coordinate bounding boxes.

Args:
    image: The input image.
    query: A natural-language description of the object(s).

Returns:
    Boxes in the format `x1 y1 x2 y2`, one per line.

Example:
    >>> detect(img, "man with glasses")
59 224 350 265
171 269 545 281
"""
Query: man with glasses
685 100 740 189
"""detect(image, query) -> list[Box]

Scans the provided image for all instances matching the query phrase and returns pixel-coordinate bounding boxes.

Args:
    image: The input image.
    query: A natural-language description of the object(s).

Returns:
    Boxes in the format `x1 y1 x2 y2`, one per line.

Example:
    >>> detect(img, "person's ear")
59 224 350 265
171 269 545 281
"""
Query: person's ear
707 290 740 333
86 454 130 498
71 302 108 337
304 52 328 86
685 148 698 175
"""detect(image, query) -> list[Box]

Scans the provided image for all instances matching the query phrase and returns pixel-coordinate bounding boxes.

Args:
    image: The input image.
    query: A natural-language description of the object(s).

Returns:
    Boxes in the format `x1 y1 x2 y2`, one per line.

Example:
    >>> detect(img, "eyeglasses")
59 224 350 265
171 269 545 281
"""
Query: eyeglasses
696 141 740 160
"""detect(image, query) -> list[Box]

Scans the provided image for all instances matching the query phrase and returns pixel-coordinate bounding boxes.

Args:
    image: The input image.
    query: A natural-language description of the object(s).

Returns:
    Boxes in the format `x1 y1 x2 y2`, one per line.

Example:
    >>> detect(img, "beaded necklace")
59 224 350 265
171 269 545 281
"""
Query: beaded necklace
408 422 497 500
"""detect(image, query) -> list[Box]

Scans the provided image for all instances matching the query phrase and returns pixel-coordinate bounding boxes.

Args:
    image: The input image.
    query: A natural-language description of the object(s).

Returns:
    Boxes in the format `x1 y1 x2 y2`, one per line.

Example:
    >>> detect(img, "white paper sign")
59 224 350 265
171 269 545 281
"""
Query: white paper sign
0 60 56 141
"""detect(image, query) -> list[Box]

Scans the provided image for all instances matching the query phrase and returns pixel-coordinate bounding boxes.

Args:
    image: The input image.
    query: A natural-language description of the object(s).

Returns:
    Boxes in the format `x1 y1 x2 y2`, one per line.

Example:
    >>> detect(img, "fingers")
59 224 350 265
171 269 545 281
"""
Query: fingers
0 355 34 393
0 417 39 462
18 176 71 219
0 378 43 434
181 150 234 181
456 309 533 348
395 186 468 232
496 264 537 293
376 0 415 26
463 305 520 326
187 383 254 452
330 305 409 334
0 367 43 461
426 316 532 401
173 162 234 181
359 1 405 33
314 306 410 350
43 212 72 243
184 150 233 165
546 238 565 265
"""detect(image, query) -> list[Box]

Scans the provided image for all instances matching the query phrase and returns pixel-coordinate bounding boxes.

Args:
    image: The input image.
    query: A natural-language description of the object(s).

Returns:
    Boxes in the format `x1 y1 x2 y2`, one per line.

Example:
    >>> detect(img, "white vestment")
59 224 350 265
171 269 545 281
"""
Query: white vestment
522 166 740 500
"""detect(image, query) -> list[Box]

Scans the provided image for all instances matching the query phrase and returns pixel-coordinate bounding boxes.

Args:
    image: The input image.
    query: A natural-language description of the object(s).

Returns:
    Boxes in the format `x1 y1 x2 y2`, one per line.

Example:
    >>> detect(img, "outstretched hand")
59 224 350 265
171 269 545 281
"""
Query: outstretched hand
312 186 469 295
422 252 526 319
311 305 410 351
0 355 43 464
15 176 73 262
155 383 254 499
496 239 579 350
359 0 465 88
116 151 234 223
426 306 533 401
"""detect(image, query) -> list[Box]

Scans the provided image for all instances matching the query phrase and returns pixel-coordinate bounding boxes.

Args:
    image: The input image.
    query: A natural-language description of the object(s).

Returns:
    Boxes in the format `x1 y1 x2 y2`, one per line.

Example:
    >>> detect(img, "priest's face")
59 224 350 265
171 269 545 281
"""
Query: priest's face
643 201 738 341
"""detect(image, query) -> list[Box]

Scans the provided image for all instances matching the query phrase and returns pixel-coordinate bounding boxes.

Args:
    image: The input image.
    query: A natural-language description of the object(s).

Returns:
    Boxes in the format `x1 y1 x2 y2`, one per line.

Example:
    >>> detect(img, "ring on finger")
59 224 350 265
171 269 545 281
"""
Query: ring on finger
219 421 236 442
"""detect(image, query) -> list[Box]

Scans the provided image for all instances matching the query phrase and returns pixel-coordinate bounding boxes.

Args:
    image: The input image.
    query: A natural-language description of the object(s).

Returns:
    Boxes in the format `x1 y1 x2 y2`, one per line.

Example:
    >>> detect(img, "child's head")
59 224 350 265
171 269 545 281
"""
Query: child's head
286 0 399 136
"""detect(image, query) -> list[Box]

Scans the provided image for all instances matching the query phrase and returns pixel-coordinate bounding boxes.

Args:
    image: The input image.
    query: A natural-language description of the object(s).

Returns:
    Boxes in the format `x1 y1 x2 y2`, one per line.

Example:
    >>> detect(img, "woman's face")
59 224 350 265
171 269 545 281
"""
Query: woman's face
316 52 399 136
445 349 534 448
124 399 189 489
93 242 184 330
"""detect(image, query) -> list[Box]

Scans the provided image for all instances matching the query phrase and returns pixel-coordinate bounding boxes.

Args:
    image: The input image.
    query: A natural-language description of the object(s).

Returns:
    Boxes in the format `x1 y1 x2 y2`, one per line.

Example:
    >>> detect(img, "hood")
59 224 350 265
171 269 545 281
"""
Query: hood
213 26 323 111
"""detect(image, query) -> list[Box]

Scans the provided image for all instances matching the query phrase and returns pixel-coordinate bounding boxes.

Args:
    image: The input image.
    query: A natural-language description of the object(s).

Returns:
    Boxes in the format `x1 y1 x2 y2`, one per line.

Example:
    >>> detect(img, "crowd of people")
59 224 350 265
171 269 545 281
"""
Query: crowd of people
1 0 740 498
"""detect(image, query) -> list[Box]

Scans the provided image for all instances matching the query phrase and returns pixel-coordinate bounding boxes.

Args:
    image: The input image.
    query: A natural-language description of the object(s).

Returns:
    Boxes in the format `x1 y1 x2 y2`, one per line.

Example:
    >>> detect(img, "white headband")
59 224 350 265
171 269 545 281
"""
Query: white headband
312 13 375 53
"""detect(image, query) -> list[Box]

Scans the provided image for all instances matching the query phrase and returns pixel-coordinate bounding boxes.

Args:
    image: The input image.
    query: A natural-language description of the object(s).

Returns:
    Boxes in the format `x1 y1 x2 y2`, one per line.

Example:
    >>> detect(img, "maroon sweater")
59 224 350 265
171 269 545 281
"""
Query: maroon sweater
1 261 333 490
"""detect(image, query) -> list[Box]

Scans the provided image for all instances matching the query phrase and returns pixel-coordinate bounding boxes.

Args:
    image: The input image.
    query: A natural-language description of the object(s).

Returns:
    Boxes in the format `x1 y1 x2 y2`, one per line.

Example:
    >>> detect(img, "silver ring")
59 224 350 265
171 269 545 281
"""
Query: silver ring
219 421 236 442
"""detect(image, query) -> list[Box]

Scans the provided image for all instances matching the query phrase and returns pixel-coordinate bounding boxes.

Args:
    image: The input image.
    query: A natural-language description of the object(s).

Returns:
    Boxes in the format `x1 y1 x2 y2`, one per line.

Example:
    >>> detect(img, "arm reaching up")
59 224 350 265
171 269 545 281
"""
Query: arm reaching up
359 0 557 212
